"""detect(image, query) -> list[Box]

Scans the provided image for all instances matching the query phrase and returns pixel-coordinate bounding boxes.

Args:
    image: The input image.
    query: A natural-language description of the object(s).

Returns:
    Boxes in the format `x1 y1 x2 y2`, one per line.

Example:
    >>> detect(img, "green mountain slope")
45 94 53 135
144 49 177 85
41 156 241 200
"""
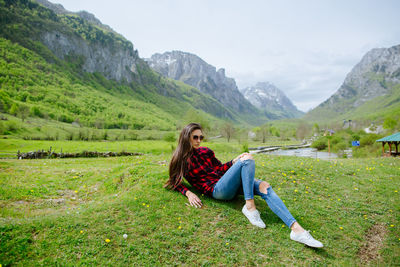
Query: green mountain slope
305 44 400 124
341 83 400 121
0 0 266 134
0 37 219 131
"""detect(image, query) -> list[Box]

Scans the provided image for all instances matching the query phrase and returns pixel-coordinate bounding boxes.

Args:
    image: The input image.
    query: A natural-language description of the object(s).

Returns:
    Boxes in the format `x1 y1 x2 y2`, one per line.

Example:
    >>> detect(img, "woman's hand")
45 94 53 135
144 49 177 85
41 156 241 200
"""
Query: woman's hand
186 191 202 208
240 153 253 161
233 153 253 163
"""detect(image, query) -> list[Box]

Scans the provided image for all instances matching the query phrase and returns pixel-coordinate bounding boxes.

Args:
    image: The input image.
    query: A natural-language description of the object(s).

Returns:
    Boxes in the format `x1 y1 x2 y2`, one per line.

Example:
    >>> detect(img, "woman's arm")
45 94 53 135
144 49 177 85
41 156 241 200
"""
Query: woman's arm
175 183 189 196
185 190 202 208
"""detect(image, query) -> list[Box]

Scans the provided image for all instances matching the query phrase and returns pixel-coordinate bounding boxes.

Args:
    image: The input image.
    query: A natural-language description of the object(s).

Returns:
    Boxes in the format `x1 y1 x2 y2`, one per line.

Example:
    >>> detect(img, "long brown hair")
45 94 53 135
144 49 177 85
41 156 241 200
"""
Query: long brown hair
165 123 202 190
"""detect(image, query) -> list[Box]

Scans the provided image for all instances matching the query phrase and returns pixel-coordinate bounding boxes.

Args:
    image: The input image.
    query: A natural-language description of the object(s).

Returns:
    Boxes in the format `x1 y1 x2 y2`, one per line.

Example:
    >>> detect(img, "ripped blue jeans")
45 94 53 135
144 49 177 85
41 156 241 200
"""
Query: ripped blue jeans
212 159 297 228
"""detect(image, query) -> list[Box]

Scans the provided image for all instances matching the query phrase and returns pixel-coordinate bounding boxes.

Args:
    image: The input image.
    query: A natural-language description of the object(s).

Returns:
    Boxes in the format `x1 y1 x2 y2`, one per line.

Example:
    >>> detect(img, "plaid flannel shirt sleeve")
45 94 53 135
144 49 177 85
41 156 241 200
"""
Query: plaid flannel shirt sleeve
174 183 188 196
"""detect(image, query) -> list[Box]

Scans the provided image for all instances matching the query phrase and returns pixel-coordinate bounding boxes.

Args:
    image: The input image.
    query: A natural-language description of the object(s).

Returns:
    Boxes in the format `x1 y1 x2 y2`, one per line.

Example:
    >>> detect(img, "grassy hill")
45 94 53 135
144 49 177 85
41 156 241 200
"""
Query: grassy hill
0 141 399 265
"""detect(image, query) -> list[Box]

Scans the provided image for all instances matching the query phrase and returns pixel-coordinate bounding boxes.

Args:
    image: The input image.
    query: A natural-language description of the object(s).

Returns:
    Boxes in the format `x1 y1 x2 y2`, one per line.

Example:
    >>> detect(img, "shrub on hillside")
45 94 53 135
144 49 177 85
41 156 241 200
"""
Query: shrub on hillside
335 141 348 152
351 133 361 141
131 123 145 130
163 132 176 142
242 142 249 153
6 120 20 133
311 137 327 150
9 103 19 115
30 106 44 118
0 121 5 135
102 131 108 140
130 133 138 140
331 135 342 145
353 142 381 158
78 130 89 141
58 114 74 123
0 90 11 112
360 133 382 147
66 132 74 140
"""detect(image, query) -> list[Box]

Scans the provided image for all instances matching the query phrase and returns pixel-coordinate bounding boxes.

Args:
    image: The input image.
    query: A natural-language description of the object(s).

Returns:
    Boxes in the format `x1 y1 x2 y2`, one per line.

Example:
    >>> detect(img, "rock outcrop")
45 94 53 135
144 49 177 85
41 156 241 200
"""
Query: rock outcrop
40 31 139 82
35 0 140 83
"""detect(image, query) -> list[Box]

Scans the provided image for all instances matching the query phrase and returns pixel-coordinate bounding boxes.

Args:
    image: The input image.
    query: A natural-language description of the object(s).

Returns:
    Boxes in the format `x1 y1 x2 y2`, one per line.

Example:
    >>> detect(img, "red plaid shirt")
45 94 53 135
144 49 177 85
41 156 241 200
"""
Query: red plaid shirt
175 147 233 196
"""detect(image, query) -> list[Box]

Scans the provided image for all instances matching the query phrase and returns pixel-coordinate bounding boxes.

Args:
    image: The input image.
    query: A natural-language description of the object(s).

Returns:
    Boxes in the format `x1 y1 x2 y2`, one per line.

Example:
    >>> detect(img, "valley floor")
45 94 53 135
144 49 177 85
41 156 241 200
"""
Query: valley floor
0 148 399 265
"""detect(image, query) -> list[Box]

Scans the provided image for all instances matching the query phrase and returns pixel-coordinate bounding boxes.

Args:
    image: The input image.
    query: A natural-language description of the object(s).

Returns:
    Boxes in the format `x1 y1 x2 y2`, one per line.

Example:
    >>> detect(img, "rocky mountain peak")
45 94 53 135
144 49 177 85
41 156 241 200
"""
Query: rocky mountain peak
35 0 115 32
322 44 400 109
240 82 303 119
146 51 258 115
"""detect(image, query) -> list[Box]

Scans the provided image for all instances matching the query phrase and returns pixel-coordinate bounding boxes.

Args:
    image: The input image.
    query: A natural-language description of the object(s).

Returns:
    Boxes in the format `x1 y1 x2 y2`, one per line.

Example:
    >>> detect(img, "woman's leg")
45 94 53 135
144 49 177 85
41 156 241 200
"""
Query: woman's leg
212 159 255 202
253 179 297 228
213 160 266 228
255 179 323 247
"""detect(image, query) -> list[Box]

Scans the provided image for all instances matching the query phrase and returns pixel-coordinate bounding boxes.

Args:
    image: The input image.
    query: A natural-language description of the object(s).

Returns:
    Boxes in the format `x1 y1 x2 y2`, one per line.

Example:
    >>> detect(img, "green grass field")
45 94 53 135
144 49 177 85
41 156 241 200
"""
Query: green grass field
0 140 399 265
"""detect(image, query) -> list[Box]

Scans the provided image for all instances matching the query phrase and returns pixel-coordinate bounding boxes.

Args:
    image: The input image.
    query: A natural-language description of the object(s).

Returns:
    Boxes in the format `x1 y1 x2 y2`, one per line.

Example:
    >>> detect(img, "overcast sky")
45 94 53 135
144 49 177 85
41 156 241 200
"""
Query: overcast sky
53 0 400 112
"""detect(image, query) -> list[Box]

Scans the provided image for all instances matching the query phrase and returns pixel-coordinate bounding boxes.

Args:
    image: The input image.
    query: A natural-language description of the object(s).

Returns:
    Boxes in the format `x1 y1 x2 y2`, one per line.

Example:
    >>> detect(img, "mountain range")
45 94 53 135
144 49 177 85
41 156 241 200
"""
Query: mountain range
146 51 302 120
0 0 398 133
146 51 256 116
0 0 269 130
2 0 303 128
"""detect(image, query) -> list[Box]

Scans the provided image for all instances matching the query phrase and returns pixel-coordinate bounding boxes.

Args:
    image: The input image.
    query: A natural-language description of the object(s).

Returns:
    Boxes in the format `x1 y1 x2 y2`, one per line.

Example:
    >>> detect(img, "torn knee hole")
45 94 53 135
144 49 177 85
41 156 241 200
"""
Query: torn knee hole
259 181 270 194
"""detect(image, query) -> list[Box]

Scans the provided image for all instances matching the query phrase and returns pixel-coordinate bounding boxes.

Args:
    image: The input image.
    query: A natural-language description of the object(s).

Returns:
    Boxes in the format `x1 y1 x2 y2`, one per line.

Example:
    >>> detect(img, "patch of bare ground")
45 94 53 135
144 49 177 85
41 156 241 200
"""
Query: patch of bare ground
358 223 387 264
209 213 225 226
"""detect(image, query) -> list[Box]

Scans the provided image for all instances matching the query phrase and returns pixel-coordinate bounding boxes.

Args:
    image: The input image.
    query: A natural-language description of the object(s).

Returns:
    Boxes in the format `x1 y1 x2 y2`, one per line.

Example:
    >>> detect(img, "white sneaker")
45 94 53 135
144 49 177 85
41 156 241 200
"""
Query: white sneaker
241 205 266 228
290 230 324 248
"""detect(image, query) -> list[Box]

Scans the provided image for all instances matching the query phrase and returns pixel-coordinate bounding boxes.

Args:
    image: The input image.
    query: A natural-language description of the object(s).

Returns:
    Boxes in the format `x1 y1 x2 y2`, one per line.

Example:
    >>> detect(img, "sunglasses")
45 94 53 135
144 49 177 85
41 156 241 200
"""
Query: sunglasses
192 135 204 141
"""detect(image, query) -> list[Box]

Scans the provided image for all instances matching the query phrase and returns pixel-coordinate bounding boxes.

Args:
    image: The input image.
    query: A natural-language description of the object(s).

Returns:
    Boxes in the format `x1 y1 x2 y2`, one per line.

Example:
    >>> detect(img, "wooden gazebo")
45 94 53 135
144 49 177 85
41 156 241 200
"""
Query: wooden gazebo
376 132 400 157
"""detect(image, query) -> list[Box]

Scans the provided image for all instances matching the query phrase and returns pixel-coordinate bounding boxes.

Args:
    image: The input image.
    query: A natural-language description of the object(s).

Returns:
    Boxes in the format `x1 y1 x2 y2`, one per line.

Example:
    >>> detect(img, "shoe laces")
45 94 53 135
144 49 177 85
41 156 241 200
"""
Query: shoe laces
303 230 313 240
250 210 261 221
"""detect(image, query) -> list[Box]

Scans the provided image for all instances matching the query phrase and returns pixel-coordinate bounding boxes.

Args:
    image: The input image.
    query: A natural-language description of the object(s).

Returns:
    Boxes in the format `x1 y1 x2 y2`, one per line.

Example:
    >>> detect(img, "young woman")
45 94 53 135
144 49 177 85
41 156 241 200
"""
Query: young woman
165 123 323 248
